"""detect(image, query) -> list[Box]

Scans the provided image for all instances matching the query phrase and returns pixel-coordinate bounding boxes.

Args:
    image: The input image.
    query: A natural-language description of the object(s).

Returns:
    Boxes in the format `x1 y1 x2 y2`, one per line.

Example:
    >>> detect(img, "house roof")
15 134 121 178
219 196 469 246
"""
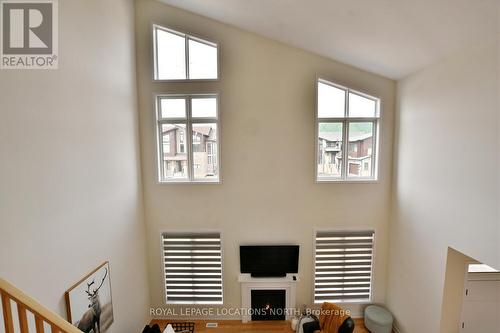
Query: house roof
163 124 214 138
192 125 212 136
350 132 372 141
318 132 342 142
162 124 182 133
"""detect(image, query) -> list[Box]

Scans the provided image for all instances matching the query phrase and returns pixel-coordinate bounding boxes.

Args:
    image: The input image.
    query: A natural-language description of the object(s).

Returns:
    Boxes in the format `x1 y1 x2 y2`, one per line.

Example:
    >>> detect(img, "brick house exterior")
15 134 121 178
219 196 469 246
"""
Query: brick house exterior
318 131 373 177
162 124 217 178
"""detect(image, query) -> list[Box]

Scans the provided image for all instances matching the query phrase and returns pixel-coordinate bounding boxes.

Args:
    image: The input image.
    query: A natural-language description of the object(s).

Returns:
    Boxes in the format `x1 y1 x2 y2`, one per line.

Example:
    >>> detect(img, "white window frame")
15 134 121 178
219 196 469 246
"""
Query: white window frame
156 93 221 184
152 24 219 82
161 231 224 305
312 229 376 304
316 78 381 182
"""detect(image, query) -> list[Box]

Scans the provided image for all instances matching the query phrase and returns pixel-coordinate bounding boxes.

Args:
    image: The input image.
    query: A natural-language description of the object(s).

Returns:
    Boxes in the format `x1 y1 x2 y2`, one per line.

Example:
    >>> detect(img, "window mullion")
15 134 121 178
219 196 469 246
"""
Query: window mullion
317 118 346 122
347 117 378 122
190 118 218 123
157 121 164 182
342 120 349 180
344 89 349 118
185 36 190 79
156 96 163 182
158 119 187 124
186 98 193 181
216 119 220 179
153 27 159 80
315 117 319 180
342 89 349 180
371 120 378 178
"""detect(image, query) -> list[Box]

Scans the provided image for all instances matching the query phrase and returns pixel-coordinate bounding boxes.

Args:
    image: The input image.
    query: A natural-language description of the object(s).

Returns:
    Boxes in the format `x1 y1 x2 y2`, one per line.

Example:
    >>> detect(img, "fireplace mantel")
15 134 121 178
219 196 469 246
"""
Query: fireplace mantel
238 273 299 323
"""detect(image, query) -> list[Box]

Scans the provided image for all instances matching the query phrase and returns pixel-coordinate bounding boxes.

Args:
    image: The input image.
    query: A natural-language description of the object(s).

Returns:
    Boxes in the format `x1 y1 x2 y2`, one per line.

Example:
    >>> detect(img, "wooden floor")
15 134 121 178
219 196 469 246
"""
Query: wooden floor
151 319 369 333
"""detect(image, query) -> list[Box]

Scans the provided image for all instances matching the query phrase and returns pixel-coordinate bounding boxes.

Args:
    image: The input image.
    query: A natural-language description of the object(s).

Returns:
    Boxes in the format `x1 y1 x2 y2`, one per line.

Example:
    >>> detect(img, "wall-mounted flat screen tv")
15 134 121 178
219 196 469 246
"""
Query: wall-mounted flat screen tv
240 245 299 277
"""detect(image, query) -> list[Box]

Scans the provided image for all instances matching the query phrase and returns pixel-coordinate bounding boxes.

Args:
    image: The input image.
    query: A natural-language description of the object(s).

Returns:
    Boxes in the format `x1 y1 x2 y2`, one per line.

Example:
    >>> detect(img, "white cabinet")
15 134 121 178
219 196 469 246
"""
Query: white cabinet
460 273 500 333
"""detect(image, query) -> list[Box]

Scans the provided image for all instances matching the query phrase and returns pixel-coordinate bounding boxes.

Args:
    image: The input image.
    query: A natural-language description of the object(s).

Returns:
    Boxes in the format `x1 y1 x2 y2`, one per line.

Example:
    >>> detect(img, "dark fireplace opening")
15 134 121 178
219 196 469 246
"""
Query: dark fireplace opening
251 290 286 321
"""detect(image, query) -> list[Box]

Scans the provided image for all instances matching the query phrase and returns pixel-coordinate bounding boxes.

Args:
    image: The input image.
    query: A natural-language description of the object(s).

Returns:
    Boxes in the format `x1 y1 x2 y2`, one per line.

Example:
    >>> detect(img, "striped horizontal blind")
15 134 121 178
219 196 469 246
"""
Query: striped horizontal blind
163 232 223 304
314 230 374 303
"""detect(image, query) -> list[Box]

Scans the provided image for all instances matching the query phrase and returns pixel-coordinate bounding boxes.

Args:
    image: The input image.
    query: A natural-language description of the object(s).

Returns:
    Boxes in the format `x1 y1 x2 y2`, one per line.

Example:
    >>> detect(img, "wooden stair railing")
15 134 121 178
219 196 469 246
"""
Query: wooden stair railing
0 278 81 333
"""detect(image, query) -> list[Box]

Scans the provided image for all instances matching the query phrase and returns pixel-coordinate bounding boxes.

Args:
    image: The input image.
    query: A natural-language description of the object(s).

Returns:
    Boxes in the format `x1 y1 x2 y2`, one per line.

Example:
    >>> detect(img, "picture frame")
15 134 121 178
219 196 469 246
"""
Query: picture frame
65 262 114 333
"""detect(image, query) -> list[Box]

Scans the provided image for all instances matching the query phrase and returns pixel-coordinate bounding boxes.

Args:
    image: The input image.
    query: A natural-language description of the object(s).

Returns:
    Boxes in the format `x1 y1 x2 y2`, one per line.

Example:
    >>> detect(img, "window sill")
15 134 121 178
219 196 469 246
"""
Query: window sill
152 78 219 83
157 179 221 185
316 178 379 184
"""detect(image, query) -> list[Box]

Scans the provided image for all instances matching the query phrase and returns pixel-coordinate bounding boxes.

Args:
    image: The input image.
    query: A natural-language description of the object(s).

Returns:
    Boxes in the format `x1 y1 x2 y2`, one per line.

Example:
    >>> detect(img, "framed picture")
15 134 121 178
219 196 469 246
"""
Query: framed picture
65 262 114 333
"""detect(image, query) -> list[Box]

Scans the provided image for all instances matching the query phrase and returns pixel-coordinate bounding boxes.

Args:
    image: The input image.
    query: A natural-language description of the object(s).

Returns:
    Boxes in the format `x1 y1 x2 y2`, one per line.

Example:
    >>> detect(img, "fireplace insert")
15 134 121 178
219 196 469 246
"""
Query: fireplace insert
251 290 286 321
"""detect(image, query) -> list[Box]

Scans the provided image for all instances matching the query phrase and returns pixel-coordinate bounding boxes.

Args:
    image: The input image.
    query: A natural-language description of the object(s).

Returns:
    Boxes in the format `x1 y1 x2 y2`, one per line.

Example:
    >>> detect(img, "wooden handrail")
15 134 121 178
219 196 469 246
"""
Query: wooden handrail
0 278 81 333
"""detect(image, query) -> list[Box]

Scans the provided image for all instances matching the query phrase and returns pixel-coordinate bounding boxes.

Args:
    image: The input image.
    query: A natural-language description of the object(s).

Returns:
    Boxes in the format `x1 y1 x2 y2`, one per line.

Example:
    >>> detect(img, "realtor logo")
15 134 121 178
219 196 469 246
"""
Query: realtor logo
1 0 58 69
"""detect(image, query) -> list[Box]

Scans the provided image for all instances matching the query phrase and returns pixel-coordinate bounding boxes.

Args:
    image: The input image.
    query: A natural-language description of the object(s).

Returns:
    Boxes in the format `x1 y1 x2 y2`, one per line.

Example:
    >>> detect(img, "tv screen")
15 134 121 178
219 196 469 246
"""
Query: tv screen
240 245 299 277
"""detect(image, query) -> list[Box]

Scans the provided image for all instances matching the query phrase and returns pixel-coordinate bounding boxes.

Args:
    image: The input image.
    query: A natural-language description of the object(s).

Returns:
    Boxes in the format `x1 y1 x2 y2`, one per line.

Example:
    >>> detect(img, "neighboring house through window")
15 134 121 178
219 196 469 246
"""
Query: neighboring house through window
178 131 185 153
163 133 171 154
153 23 220 183
156 94 220 182
316 78 380 181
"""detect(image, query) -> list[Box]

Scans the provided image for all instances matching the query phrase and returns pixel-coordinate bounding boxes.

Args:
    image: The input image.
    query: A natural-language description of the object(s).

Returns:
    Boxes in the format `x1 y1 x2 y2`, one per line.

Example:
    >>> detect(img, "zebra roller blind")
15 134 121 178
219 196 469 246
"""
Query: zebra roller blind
314 230 374 303
162 232 223 304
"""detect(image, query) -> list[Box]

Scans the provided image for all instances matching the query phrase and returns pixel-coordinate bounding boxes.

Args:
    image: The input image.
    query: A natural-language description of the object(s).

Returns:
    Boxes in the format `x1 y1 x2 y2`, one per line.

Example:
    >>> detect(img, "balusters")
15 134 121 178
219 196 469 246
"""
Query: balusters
1 280 75 333
35 314 46 333
1 291 14 333
17 303 29 333
2 291 66 333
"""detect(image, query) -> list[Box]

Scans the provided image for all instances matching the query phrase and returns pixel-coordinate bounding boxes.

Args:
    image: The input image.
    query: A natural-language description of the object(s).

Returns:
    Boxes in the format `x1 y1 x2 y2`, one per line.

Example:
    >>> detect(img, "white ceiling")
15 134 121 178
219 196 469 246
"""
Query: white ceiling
158 0 497 79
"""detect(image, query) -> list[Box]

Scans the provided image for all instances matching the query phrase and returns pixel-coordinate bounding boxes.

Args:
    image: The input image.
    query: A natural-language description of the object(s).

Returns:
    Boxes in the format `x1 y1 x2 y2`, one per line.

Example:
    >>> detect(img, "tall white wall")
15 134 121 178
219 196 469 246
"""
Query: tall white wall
388 22 499 333
135 0 395 318
0 1 150 332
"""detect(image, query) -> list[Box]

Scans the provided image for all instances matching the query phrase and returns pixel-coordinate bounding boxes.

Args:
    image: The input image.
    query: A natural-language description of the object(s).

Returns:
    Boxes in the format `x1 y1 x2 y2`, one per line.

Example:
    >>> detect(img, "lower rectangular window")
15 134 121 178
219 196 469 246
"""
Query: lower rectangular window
314 230 374 303
162 232 223 304
156 94 220 183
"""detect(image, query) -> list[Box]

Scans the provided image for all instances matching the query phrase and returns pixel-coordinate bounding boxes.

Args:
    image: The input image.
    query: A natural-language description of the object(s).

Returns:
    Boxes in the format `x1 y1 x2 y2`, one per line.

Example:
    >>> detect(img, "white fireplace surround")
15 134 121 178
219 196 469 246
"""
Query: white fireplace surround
238 273 299 323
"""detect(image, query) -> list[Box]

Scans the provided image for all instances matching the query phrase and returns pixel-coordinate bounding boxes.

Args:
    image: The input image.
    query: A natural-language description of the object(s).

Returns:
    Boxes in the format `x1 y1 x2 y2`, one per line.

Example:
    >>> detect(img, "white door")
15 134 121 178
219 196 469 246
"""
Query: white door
460 273 500 333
